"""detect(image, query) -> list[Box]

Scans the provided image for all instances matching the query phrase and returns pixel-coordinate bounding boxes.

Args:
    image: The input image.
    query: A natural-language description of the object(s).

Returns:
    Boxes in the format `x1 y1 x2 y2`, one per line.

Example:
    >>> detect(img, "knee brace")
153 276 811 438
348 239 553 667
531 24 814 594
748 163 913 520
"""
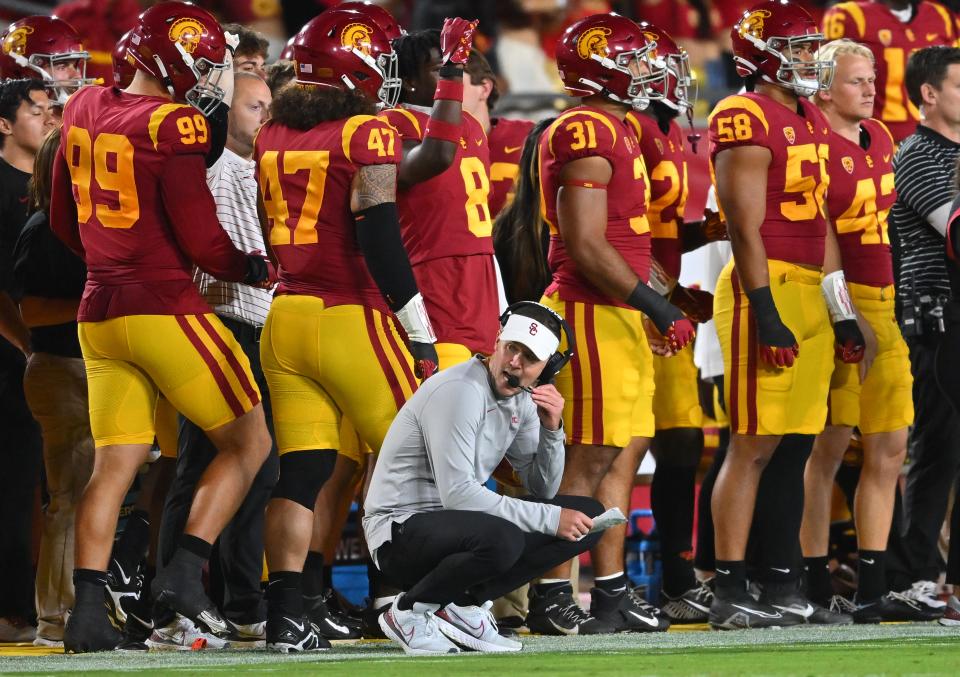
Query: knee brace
271 449 336 510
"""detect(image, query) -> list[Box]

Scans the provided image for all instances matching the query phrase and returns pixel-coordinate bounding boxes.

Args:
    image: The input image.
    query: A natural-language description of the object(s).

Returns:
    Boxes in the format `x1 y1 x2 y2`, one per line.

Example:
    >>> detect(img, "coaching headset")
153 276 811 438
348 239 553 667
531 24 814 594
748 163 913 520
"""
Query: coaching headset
498 301 576 388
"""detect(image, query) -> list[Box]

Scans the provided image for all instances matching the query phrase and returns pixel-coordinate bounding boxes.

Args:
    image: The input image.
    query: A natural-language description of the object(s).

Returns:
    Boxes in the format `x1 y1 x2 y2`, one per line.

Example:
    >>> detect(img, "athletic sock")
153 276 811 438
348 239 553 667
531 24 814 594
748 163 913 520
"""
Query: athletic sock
534 580 571 598
594 572 627 595
804 556 832 606
165 535 212 576
267 571 304 617
714 560 747 598
74 569 108 607
323 563 334 590
303 551 324 598
857 550 887 602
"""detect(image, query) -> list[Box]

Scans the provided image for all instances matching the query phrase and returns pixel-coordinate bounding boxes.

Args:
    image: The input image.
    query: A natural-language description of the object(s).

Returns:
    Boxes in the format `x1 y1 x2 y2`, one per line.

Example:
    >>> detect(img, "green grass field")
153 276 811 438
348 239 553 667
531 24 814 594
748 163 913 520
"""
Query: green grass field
2 623 958 675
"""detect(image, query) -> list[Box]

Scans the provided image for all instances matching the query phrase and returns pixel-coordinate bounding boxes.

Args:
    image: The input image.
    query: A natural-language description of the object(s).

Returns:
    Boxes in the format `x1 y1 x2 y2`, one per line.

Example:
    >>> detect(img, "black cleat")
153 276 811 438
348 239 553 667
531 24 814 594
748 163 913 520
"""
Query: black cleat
305 593 361 639
709 592 785 630
64 604 122 653
105 560 144 628
758 580 851 626
151 568 228 638
266 614 329 653
661 580 714 624
526 586 615 636
590 586 670 632
854 591 943 623
360 602 390 639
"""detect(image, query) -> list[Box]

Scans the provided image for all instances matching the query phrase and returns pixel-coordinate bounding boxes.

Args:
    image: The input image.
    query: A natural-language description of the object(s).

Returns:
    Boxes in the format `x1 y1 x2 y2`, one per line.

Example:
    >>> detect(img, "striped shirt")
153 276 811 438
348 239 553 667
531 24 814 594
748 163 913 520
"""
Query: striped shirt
890 125 960 316
195 148 273 326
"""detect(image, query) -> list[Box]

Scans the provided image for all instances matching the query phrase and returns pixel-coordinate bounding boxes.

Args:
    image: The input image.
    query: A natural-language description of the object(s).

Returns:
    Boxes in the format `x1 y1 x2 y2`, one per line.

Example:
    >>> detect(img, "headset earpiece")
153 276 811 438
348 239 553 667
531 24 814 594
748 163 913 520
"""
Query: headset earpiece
499 301 576 386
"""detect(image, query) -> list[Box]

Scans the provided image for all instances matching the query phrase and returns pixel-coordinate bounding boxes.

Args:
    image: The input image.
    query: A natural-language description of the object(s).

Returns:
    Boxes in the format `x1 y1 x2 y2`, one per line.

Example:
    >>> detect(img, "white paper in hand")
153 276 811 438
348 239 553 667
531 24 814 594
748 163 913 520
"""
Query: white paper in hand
578 507 627 540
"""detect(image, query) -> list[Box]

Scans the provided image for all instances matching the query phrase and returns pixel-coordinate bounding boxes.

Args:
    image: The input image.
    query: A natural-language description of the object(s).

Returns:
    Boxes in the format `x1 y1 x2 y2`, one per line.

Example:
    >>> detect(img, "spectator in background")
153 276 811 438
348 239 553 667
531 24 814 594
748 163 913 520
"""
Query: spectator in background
223 23 270 79
495 0 565 94
10 126 91 648
0 78 56 644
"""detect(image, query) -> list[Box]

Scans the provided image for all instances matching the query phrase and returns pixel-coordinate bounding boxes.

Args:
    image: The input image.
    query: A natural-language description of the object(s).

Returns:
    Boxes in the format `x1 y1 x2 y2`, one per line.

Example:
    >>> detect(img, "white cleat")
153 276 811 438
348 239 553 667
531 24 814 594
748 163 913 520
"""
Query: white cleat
146 614 230 651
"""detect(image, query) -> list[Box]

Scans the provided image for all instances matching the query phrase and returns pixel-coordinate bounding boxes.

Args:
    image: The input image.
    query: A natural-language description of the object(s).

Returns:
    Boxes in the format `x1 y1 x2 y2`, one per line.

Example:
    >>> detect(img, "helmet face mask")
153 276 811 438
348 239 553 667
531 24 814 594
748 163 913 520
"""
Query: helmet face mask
639 23 698 116
732 0 833 98
1 16 94 104
126 1 229 114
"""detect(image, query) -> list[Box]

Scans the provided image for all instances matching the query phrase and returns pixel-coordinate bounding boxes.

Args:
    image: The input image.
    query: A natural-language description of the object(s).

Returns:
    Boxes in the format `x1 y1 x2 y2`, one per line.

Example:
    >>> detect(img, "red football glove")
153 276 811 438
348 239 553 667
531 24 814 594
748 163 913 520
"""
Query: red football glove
746 286 799 368
243 252 276 289
410 341 439 381
669 286 714 324
833 319 865 364
440 17 478 65
663 317 696 352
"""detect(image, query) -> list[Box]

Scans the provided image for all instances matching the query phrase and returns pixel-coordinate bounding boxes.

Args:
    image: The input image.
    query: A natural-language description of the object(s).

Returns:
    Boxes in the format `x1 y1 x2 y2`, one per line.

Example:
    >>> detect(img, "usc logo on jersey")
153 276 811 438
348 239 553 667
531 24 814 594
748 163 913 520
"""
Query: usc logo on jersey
576 26 612 60
168 18 205 54
739 9 772 40
2 26 33 56
341 22 374 56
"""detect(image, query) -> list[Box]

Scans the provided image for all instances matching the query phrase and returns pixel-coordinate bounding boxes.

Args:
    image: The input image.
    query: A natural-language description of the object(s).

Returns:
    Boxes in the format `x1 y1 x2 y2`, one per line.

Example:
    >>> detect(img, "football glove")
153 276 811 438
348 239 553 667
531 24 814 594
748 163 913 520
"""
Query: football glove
409 341 439 381
669 285 714 324
833 318 865 363
440 17 478 66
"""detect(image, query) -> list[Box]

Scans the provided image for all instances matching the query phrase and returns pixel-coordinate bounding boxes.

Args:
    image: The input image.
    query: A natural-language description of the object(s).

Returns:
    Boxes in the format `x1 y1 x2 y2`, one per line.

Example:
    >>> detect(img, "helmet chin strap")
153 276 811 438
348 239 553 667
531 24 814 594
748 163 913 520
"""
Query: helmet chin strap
152 54 177 98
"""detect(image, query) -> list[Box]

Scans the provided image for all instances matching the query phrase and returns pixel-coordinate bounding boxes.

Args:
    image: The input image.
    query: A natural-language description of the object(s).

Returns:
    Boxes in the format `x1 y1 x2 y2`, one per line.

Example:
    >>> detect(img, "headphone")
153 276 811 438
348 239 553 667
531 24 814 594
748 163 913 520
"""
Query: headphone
498 301 576 386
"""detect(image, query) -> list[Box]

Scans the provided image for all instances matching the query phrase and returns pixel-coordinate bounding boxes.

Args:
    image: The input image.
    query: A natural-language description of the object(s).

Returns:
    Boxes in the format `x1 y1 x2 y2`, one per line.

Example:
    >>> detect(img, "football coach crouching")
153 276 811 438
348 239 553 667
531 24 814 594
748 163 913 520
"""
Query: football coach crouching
363 301 605 655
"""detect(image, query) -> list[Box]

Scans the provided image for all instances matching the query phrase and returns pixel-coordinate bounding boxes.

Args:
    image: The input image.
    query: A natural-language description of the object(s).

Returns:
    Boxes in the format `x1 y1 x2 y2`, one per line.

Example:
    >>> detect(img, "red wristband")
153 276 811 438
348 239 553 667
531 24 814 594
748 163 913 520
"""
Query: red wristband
424 118 462 144
434 78 463 102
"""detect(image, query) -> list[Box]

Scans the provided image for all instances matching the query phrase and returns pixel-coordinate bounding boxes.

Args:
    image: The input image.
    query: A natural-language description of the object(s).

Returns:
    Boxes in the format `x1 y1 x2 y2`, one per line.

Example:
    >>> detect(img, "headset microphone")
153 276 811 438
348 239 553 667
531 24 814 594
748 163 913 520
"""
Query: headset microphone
505 372 533 393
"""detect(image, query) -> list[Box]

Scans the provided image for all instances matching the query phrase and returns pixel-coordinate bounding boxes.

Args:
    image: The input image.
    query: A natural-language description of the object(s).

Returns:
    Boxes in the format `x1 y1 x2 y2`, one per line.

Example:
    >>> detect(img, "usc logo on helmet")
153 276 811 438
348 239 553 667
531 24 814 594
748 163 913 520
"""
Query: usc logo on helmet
341 22 374 56
168 17 206 54
576 26 612 60
3 26 33 56
739 9 772 40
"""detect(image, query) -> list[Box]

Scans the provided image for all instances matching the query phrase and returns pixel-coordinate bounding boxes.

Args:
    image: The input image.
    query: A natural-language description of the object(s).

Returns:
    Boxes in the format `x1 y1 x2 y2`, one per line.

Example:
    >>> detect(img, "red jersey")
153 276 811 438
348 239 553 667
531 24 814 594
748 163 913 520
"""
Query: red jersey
254 114 400 311
379 106 494 263
379 106 499 352
51 85 249 322
708 93 831 267
487 117 535 218
540 106 652 307
625 111 688 280
827 119 897 287
823 1 960 142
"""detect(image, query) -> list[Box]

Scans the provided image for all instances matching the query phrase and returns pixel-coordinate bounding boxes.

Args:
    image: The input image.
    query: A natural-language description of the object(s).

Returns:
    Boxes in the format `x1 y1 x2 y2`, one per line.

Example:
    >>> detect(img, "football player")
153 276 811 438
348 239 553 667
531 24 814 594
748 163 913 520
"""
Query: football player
458 48 535 220
706 0 865 629
525 13 694 636
800 38 933 623
381 22 501 370
254 9 440 651
0 16 95 106
622 22 715 624
50 1 275 652
822 0 960 142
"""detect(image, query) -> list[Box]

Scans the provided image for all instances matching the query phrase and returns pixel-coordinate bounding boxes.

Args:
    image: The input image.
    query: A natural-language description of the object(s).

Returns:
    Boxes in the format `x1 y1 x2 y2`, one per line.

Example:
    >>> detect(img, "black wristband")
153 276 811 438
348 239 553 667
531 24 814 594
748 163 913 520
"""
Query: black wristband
355 202 419 312
438 61 464 78
744 285 778 321
626 280 682 333
680 221 708 253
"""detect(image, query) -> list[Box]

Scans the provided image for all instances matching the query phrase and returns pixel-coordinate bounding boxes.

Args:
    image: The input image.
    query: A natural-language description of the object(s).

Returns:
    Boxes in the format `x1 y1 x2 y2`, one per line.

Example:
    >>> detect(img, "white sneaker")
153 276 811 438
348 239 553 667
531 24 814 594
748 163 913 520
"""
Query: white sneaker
32 635 63 648
147 614 231 651
902 580 947 610
435 601 522 653
378 596 461 656
225 619 265 647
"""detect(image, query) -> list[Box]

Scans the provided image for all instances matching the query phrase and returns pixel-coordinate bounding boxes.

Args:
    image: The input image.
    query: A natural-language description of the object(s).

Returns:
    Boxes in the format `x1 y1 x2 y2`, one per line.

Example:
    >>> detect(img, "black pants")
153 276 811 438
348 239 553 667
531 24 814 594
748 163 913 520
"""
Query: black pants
884 334 960 585
0 355 42 620
376 495 604 607
932 322 960 585
157 317 278 623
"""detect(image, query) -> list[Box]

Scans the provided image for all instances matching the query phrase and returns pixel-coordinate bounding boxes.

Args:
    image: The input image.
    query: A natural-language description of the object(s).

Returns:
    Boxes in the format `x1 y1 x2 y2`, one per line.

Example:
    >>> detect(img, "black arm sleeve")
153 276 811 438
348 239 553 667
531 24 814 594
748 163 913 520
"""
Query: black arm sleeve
355 202 419 312
203 100 230 168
